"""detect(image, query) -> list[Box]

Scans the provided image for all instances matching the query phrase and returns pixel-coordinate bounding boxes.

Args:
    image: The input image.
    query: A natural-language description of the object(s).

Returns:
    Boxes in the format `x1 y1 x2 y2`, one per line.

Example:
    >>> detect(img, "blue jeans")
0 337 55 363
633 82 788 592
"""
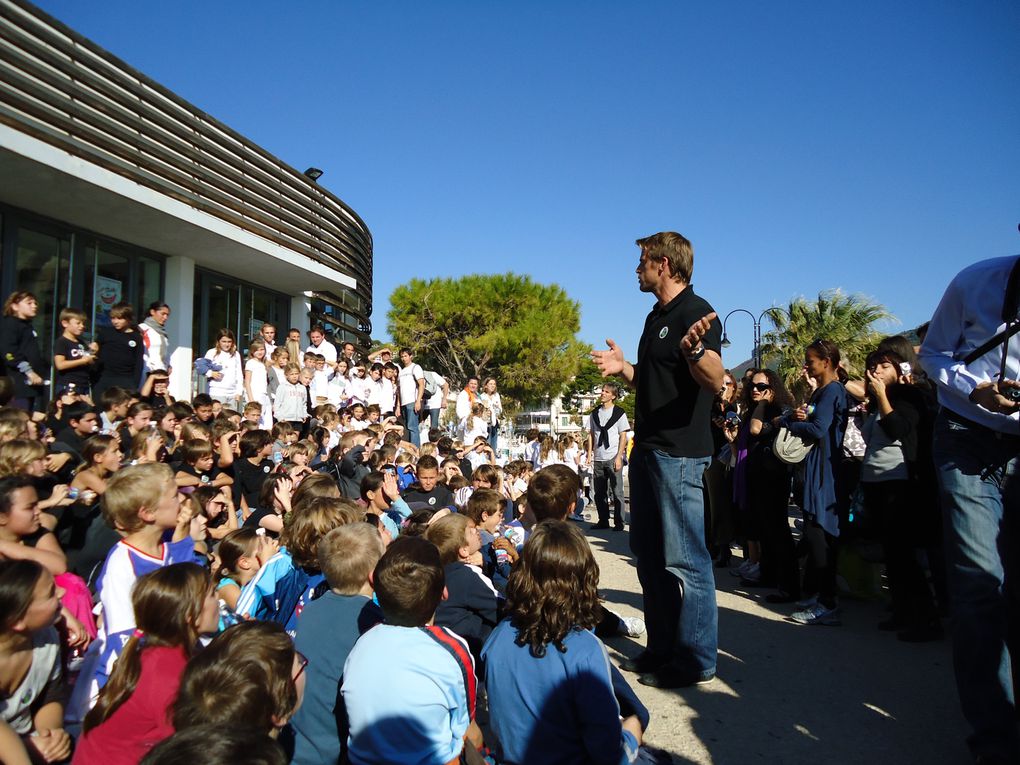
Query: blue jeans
628 448 716 677
401 404 421 447
932 411 1019 761
487 423 499 452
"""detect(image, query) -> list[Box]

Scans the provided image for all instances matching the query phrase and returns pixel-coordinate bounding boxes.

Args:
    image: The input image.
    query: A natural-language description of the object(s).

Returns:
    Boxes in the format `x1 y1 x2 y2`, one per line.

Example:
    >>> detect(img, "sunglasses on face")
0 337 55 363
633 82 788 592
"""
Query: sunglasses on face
751 383 772 392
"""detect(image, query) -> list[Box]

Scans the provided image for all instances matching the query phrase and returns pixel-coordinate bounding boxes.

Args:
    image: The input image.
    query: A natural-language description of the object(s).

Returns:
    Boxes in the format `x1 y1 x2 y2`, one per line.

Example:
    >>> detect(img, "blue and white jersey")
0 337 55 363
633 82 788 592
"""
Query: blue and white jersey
65 533 194 726
235 547 294 621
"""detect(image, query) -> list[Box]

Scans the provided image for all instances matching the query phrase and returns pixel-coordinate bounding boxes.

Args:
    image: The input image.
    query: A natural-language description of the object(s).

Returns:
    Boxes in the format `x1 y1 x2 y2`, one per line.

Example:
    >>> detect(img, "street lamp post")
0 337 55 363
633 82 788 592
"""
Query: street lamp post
719 308 777 369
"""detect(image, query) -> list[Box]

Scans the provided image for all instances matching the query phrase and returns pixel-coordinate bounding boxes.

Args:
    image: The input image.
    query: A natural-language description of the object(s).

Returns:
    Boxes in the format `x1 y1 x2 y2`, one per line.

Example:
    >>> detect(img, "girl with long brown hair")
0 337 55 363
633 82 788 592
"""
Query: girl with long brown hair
481 520 646 764
75 563 219 764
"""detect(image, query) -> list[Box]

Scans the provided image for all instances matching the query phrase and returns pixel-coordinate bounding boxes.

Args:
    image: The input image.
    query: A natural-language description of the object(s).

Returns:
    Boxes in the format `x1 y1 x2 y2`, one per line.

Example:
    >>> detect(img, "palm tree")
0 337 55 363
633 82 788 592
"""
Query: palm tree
759 290 894 398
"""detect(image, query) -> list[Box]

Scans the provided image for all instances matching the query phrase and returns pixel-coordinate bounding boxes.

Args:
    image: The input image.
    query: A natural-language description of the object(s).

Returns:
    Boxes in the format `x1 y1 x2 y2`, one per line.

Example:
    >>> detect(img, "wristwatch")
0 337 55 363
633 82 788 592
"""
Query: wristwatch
687 344 706 362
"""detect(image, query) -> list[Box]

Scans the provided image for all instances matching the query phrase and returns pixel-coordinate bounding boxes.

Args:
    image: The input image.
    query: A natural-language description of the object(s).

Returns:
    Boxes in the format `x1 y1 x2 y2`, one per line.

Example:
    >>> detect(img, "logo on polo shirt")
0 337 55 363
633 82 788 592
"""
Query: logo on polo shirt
659 327 669 339
263 465 271 473
428 497 436 505
128 340 137 348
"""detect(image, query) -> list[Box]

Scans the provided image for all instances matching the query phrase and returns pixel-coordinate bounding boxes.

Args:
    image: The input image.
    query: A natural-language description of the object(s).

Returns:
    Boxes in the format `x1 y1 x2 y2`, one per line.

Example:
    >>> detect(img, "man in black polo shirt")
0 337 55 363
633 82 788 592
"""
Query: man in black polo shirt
592 231 724 689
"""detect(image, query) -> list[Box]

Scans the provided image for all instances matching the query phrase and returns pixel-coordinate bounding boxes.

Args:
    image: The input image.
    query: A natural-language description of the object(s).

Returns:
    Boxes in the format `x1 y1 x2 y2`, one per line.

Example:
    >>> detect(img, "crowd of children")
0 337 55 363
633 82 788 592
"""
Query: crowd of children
0 313 660 764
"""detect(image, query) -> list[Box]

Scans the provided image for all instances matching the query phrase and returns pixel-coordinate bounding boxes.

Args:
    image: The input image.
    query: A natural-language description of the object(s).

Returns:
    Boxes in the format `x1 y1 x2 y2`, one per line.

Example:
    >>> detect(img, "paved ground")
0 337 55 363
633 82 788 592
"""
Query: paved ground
588 520 972 764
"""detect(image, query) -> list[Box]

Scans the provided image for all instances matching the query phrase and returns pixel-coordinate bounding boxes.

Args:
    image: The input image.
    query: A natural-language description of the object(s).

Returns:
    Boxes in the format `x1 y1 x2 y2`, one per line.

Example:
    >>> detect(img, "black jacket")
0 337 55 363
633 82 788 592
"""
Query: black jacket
0 315 45 397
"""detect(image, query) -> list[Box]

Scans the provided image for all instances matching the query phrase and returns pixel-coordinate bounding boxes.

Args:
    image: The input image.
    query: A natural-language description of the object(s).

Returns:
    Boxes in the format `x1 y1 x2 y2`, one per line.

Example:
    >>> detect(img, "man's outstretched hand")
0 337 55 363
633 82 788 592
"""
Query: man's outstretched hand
592 339 626 377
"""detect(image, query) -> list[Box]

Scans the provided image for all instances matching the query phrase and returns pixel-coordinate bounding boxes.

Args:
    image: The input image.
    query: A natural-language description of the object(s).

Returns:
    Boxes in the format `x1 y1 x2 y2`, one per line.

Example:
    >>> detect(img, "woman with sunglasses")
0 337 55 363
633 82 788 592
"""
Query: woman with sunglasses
737 370 799 601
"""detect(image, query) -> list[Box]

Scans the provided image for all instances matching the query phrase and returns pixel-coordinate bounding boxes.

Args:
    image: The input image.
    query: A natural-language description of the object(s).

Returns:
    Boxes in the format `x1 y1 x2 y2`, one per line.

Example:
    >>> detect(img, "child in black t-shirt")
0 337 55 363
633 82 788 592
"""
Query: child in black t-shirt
174 438 233 489
53 308 96 398
234 430 274 517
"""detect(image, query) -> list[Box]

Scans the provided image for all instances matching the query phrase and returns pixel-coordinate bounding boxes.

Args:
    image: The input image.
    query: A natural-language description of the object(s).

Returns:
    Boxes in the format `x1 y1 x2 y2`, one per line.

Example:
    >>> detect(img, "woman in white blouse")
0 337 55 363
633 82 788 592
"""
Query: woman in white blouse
204 329 244 407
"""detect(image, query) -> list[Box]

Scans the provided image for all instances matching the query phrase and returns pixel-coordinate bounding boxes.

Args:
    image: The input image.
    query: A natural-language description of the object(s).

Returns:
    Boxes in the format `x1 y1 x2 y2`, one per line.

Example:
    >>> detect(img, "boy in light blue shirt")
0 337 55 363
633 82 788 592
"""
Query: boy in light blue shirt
341 536 485 765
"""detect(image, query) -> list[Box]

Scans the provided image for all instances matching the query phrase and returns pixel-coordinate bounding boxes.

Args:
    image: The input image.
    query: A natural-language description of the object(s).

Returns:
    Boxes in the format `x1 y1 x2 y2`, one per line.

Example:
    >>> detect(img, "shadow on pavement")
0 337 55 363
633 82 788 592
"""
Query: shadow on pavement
586 522 971 764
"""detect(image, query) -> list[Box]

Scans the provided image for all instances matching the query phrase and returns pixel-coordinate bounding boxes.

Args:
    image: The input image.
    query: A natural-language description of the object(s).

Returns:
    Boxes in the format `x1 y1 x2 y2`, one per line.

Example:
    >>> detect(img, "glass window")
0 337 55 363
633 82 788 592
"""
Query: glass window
82 243 130 337
137 255 163 315
11 227 71 371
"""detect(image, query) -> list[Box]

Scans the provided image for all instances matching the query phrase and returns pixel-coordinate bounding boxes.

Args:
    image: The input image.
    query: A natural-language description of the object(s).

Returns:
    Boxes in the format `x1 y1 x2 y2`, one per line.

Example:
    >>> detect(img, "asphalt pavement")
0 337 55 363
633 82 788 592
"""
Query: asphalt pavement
588 520 972 765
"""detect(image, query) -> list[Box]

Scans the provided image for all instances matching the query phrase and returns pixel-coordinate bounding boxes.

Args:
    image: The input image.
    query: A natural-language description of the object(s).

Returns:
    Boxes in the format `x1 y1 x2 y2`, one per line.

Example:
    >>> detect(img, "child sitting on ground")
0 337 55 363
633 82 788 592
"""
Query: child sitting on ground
73 563 219 764
526 465 644 640
426 513 500 663
213 527 276 615
465 488 518 594
341 536 485 765
68 463 202 723
401 455 454 510
174 439 233 489
359 471 413 539
482 521 655 765
289 523 385 765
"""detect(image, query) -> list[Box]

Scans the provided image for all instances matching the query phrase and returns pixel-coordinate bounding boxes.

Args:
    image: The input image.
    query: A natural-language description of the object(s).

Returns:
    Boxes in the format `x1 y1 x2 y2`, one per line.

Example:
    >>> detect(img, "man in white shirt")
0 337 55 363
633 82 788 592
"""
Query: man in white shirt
306 325 337 365
397 348 426 447
585 382 630 530
918 254 1020 763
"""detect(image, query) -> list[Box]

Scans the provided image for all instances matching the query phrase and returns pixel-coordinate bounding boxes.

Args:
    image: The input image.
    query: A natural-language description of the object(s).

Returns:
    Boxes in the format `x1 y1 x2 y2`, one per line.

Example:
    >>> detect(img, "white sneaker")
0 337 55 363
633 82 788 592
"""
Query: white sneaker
618 616 646 638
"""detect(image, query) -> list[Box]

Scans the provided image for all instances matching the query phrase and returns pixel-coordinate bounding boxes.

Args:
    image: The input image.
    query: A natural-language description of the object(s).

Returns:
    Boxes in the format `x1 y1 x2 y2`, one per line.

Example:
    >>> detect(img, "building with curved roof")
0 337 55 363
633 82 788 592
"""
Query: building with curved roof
0 0 372 397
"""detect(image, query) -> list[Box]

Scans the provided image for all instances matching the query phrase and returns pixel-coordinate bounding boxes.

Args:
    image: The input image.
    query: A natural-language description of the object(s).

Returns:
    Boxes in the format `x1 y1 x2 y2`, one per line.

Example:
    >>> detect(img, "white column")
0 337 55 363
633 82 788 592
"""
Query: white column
164 255 195 401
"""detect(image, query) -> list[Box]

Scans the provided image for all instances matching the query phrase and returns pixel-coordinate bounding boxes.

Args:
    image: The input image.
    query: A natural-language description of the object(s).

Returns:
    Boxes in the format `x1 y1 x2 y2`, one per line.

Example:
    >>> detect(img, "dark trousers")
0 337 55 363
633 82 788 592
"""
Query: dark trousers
802 520 838 607
862 479 938 627
757 470 799 596
593 459 624 526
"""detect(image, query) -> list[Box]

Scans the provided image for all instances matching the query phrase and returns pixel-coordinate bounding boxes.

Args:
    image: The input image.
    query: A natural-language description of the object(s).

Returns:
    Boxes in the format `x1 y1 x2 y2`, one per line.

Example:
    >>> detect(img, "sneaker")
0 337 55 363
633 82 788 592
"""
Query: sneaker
730 559 754 577
637 667 716 689
790 603 841 626
568 513 587 522
795 594 819 609
617 616 646 638
739 563 761 583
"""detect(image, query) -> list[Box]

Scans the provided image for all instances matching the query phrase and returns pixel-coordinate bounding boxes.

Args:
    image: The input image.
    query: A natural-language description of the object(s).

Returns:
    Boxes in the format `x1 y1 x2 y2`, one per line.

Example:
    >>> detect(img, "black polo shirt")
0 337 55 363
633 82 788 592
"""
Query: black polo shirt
633 285 721 457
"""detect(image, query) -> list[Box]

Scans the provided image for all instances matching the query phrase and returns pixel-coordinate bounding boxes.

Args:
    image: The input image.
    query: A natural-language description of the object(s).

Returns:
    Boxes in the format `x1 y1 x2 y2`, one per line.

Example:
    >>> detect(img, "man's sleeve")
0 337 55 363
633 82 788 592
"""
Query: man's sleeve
918 274 981 397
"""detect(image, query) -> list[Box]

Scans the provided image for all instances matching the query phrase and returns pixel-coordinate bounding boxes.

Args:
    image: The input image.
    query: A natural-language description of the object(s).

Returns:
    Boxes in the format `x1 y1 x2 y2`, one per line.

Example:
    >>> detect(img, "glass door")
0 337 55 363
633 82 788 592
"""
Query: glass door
11 226 72 382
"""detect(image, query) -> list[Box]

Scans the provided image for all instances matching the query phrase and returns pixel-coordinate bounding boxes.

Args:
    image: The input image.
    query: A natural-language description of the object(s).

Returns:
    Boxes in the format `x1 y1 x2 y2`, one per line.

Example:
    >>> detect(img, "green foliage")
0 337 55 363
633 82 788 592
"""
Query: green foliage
759 290 894 399
387 274 586 407
561 356 602 409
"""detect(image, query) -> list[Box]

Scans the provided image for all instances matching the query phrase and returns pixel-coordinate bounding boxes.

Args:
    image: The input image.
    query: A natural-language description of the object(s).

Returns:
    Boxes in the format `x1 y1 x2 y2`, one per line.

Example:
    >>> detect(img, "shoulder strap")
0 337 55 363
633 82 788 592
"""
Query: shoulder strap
421 625 476 719
1003 255 1020 323
963 255 1020 364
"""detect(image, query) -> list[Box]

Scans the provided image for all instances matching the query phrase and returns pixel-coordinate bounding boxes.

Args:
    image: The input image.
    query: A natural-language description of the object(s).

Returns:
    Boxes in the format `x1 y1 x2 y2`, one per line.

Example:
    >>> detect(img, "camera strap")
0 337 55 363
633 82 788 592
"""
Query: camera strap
963 255 1020 368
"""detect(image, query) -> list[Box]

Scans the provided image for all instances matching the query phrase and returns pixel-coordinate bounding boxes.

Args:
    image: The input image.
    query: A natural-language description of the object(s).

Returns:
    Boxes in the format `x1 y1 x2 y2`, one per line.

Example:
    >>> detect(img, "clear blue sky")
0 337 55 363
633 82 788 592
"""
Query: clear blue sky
36 0 1020 367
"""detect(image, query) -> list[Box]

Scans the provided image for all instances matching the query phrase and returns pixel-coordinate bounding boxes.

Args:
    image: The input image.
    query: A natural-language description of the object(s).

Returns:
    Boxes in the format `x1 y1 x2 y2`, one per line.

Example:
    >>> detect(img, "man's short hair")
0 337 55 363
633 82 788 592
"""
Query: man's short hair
527 464 580 523
317 523 385 595
192 393 214 409
104 463 174 533
636 231 694 284
601 382 620 400
373 536 445 627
